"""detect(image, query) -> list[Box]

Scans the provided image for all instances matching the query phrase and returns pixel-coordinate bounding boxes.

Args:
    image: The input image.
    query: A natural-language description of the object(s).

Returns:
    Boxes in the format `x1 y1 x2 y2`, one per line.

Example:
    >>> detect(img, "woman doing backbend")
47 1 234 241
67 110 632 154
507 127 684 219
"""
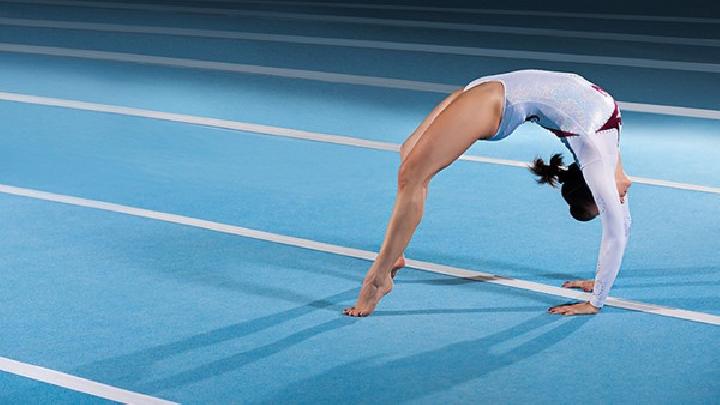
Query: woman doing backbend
343 69 632 317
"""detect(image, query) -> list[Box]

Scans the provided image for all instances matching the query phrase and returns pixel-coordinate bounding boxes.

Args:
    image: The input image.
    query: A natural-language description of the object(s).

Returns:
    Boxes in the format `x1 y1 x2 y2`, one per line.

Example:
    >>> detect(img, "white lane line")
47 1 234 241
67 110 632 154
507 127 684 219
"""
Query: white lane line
205 0 720 24
2 16 719 48
0 91 718 195
3 44 720 119
0 183 718 326
2 40 718 84
628 177 720 194
2 42 719 120
0 357 176 404
0 43 455 93
617 101 720 120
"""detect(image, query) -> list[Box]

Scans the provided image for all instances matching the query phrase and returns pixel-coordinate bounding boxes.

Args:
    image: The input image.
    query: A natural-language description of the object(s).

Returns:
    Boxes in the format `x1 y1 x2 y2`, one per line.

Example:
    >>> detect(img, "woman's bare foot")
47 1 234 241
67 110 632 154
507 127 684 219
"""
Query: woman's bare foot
548 302 599 316
391 255 406 279
562 280 595 292
343 273 394 317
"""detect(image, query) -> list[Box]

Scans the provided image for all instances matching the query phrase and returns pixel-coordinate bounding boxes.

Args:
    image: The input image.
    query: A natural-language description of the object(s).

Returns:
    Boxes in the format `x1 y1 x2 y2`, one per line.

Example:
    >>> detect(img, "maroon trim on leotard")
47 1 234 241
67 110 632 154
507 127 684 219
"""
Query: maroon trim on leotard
591 84 609 96
596 102 622 132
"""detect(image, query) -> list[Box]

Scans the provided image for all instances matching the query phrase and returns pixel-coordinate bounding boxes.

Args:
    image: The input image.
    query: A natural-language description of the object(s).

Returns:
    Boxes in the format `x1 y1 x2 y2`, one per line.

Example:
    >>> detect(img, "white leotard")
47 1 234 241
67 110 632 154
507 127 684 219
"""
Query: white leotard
464 69 616 140
465 69 631 308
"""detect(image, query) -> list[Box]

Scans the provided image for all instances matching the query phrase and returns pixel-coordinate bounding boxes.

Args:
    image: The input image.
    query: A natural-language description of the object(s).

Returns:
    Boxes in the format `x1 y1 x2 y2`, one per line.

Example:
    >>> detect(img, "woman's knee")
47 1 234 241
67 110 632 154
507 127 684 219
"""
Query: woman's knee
397 160 429 190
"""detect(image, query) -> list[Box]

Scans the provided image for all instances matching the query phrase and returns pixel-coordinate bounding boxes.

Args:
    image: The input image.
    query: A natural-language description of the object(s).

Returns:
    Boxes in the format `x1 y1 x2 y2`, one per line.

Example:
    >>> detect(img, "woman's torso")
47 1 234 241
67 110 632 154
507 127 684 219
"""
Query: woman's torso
465 69 617 140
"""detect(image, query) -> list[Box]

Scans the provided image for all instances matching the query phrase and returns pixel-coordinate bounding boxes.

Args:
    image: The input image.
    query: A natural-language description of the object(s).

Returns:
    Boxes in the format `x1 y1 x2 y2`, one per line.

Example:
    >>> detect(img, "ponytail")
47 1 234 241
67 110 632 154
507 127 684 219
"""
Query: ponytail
529 153 565 187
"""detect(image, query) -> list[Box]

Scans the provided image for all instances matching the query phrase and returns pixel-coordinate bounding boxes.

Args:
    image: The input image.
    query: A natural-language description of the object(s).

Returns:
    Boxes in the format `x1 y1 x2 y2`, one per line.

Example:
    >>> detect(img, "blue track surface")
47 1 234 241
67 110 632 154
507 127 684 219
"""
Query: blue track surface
0 0 718 403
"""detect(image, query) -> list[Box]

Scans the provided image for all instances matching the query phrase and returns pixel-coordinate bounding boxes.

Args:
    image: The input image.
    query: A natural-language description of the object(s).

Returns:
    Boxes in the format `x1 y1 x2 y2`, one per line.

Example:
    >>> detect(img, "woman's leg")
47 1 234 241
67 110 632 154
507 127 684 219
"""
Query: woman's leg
344 82 504 317
392 88 465 276
400 88 465 158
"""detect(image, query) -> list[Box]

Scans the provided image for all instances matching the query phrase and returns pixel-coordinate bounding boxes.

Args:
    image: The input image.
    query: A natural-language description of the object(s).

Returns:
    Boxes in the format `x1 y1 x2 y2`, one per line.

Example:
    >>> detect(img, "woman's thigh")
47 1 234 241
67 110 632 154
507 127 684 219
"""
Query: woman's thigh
401 83 503 183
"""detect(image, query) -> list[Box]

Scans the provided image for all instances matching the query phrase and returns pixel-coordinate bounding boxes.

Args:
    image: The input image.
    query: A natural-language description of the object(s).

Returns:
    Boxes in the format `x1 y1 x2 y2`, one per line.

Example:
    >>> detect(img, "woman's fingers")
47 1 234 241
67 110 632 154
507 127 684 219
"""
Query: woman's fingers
562 280 594 292
548 304 569 314
548 302 599 316
617 177 631 203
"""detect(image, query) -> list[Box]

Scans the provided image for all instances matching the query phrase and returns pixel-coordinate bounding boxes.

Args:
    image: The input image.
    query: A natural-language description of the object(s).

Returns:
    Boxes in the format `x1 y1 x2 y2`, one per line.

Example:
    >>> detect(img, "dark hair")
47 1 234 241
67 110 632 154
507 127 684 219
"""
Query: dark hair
530 154 598 221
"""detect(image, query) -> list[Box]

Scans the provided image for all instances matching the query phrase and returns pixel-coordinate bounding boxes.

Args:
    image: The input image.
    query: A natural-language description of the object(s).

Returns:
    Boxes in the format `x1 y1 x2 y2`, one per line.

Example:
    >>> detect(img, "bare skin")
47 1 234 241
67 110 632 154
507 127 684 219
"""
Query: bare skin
389 89 465 279
343 83 504 317
563 280 595 292
548 302 599 315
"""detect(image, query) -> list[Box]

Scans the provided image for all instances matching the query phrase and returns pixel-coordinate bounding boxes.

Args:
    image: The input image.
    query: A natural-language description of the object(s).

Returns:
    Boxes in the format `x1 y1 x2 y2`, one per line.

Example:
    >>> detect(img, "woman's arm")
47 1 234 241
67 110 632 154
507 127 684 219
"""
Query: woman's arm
550 134 631 315
581 156 631 307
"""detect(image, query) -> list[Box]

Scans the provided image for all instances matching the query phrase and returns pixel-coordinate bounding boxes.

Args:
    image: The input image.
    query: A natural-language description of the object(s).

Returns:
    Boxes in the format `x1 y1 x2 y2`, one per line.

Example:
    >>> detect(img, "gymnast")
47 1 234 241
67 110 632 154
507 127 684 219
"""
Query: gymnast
344 69 632 317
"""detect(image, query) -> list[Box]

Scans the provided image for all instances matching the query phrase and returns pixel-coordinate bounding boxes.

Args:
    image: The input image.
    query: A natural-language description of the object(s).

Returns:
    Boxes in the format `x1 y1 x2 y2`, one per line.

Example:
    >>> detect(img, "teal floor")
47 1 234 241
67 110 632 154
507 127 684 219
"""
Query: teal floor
0 0 718 403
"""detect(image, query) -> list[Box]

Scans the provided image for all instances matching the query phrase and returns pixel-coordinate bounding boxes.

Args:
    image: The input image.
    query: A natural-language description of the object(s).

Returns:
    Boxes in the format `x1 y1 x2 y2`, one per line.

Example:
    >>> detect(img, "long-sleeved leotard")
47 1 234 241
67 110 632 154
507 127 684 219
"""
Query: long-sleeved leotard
464 69 631 307
565 129 631 307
